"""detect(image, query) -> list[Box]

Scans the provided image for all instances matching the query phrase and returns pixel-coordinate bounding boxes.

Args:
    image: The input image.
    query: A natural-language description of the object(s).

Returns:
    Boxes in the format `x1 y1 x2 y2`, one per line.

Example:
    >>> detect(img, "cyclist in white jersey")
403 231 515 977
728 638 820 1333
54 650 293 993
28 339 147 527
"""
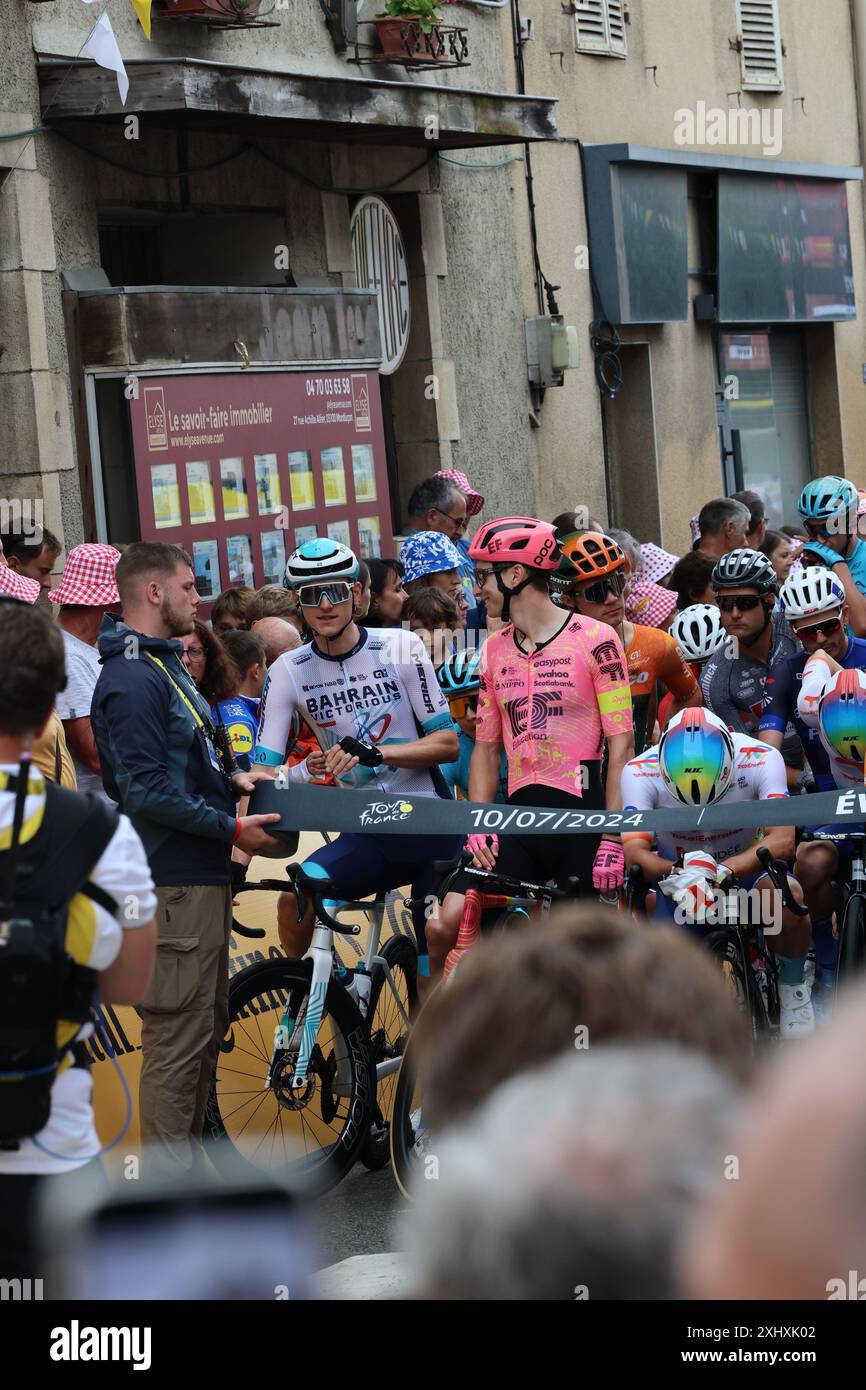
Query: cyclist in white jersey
253 540 460 992
621 707 815 1036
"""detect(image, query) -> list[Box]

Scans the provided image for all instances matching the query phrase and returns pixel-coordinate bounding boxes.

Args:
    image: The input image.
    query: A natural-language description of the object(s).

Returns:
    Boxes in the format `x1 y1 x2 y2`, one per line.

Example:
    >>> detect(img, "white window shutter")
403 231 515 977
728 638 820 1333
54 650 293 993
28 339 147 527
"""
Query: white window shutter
736 0 784 91
575 0 628 58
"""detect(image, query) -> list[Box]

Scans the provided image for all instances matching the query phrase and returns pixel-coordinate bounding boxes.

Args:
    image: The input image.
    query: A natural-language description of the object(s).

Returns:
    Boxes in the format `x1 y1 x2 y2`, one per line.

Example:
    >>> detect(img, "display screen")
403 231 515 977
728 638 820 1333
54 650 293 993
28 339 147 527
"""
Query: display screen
718 174 855 323
611 164 689 323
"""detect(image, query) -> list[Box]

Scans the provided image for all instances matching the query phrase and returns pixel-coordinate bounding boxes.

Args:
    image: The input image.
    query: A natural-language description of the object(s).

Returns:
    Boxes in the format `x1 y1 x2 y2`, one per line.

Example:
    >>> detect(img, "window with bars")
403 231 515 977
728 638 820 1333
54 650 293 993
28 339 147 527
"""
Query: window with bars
573 0 627 59
735 0 784 91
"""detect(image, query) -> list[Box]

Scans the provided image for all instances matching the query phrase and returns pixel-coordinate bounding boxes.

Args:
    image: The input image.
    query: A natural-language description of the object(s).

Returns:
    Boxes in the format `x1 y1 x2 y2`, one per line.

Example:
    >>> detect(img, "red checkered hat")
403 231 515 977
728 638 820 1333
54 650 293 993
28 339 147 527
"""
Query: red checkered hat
0 564 40 604
48 543 121 607
434 469 484 517
626 578 678 629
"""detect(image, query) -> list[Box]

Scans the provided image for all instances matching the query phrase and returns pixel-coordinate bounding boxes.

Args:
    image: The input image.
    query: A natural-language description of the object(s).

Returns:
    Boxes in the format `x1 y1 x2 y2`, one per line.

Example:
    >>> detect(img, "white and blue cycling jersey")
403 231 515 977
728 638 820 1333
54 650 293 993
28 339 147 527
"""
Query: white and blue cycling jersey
253 626 453 799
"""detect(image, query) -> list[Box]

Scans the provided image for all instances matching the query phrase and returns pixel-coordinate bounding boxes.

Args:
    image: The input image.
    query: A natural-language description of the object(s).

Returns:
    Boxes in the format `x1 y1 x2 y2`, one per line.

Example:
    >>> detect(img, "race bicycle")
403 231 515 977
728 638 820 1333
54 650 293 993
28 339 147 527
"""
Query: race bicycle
205 863 418 1195
799 828 866 990
389 852 577 1200
630 845 809 1045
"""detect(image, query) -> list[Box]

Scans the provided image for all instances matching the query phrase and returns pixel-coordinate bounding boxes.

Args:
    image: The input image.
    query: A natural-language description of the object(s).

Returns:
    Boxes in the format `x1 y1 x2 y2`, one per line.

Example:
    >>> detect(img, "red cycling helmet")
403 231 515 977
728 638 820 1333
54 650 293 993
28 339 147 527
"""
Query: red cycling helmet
468 517 561 571
469 517 561 622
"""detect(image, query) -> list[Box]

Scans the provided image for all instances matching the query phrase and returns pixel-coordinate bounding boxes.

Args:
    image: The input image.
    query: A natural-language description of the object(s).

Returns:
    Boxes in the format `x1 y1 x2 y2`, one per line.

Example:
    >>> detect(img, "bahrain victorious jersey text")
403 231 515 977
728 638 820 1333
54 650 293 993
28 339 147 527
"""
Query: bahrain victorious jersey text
254 627 453 797
476 614 633 798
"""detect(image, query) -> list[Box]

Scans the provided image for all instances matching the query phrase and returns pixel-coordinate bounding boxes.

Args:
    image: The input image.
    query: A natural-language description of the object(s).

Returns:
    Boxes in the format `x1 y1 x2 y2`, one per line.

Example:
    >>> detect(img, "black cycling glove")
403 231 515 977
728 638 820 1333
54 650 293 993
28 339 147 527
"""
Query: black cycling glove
337 735 384 768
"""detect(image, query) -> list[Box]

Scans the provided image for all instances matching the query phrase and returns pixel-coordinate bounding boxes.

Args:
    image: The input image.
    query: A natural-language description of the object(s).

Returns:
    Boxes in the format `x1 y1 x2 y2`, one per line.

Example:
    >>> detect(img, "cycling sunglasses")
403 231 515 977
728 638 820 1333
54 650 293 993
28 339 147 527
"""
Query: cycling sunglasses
792 615 843 640
717 594 764 614
297 581 353 608
447 693 479 720
572 571 627 605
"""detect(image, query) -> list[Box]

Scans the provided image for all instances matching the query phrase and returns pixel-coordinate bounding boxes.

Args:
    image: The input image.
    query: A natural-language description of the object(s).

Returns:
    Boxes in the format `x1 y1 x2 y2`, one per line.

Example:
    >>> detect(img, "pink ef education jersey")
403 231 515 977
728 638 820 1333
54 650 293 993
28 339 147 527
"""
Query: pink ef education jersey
476 614 633 798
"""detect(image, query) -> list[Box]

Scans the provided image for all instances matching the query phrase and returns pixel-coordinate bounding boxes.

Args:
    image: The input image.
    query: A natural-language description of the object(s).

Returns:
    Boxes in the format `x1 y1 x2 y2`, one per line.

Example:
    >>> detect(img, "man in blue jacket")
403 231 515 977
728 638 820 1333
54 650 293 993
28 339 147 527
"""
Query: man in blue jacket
92 542 280 1175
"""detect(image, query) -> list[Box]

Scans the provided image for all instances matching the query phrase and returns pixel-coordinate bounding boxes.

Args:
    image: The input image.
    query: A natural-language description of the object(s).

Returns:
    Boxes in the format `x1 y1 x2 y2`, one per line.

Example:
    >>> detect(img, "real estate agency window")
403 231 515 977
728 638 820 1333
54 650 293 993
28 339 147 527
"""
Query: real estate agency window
574 0 627 57
105 369 391 609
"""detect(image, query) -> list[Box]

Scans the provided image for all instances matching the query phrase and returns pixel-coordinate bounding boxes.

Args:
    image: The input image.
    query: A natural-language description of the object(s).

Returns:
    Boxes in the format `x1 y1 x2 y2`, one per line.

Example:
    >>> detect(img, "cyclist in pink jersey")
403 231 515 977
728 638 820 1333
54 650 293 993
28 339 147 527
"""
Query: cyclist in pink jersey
467 517 634 896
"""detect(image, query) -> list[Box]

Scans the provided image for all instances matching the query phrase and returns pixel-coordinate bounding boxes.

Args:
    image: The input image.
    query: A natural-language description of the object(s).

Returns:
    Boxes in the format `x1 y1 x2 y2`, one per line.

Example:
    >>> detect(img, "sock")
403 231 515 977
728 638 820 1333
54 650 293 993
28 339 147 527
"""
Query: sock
776 953 807 986
810 915 838 973
416 953 430 977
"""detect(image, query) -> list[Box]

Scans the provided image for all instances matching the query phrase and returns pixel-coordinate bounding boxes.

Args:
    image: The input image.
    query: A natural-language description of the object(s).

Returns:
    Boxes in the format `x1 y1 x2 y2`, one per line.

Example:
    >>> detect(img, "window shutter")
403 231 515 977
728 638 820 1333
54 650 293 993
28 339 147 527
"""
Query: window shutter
575 0 628 58
736 0 784 91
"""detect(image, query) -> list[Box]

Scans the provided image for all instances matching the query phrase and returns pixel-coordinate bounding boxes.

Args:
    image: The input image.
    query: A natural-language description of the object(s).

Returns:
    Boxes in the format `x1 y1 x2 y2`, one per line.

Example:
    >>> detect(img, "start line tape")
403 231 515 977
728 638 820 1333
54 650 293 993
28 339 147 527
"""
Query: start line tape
250 780 866 839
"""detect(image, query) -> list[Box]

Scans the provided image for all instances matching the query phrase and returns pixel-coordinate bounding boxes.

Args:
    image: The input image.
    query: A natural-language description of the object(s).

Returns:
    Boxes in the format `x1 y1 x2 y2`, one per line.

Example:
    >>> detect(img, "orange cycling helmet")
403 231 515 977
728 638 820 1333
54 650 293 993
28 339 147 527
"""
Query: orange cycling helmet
558 531 627 582
469 516 561 621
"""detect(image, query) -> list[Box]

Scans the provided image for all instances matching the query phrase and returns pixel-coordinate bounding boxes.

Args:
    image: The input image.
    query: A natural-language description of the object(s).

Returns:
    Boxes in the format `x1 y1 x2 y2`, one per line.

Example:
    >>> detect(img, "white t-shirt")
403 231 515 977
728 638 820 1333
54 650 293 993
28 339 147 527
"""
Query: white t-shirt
55 629 108 800
0 765 156 1175
620 731 789 863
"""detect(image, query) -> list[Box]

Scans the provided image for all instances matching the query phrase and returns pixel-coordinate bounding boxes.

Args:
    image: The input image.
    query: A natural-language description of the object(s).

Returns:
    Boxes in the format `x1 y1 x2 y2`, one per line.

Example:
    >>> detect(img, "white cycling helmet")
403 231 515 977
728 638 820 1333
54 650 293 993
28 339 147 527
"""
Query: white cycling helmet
778 566 845 622
658 707 736 807
283 538 360 590
669 605 727 664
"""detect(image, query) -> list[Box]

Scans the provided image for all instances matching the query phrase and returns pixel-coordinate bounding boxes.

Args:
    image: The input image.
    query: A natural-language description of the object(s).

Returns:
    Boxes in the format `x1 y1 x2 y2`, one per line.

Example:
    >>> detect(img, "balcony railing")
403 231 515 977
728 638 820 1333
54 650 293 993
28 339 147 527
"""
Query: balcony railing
349 19 470 69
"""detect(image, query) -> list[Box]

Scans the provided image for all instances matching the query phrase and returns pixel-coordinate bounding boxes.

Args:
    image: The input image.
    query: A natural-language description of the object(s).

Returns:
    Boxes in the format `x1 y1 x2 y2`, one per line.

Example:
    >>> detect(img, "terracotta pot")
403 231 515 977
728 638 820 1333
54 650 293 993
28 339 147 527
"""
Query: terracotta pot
374 15 447 63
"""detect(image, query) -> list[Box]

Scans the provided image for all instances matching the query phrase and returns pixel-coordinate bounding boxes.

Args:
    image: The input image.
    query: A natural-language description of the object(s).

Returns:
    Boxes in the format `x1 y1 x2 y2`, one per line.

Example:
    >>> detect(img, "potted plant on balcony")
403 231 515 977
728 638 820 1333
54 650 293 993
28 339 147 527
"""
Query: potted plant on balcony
157 0 265 20
374 0 460 62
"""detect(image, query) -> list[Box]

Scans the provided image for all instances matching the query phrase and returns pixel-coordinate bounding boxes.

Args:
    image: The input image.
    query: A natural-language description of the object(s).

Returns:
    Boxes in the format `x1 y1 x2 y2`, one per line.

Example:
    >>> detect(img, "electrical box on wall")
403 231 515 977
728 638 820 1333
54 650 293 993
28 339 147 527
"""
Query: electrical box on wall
525 315 580 388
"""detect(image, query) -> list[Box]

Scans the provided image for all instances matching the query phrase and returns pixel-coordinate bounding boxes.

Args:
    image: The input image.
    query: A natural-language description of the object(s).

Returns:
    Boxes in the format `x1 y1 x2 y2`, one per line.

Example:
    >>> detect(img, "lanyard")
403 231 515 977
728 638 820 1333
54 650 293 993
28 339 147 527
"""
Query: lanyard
145 653 215 737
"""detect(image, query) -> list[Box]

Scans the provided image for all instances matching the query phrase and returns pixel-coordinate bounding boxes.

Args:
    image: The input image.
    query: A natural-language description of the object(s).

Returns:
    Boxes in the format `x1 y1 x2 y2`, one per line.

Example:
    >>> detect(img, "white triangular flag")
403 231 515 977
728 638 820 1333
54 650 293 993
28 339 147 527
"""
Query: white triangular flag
82 13 129 106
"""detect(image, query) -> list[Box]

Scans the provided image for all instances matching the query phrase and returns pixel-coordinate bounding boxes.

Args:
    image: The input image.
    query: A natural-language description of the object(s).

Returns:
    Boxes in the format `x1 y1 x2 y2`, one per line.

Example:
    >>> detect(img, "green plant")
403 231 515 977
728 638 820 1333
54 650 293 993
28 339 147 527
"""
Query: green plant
378 0 449 36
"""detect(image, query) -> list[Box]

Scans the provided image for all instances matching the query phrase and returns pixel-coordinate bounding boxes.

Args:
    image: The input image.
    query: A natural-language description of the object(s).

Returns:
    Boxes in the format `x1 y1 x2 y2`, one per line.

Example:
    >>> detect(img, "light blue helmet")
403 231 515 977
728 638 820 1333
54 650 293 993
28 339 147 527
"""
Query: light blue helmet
399 531 463 587
283 538 359 589
797 477 859 526
437 646 482 696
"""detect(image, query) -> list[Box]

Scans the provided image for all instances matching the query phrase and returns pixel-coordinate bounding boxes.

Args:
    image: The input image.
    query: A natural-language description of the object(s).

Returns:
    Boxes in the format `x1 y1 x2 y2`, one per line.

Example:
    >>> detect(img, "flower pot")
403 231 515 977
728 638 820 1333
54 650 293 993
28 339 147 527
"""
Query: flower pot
159 0 262 18
374 15 447 63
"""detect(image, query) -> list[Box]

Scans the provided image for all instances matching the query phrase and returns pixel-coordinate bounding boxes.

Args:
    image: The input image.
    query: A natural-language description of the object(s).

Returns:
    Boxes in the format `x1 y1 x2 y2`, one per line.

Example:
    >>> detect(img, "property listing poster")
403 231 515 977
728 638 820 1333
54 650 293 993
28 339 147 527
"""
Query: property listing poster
129 371 391 609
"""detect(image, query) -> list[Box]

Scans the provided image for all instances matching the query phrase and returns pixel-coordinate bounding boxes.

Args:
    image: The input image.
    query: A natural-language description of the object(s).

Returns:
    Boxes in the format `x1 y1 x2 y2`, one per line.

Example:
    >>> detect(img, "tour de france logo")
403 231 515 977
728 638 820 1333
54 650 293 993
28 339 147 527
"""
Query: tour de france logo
359 799 414 827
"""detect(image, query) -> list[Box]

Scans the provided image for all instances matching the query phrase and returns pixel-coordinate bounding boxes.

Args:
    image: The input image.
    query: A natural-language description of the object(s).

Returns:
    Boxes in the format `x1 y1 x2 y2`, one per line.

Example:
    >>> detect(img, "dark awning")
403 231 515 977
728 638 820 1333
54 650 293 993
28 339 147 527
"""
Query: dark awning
37 56 557 149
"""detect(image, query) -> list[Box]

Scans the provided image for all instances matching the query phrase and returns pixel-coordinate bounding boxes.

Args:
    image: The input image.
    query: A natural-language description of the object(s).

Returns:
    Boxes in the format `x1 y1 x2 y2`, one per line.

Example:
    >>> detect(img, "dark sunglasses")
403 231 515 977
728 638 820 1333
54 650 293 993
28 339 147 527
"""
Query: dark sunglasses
717 594 764 614
792 615 843 640
574 572 627 605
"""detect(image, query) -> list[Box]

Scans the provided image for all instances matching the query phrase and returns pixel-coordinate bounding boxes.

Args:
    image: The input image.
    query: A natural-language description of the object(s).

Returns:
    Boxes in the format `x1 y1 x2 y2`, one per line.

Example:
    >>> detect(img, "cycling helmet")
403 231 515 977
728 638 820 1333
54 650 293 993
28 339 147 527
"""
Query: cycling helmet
559 531 627 582
778 566 845 622
797 476 859 526
818 668 866 766
284 538 359 589
711 548 777 595
658 707 736 807
437 646 482 696
399 531 463 587
468 517 561 571
669 604 727 663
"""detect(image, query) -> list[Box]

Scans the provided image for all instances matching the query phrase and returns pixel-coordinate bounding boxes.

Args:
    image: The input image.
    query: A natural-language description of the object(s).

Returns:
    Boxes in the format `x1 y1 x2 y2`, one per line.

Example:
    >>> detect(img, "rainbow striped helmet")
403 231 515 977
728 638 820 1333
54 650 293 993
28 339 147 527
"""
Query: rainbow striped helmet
818 668 866 767
658 707 735 807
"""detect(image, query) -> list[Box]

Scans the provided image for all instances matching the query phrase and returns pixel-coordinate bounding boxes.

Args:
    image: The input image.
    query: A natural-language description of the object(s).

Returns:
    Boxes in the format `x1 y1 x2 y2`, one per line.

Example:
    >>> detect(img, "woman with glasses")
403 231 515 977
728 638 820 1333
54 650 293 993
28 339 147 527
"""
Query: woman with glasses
181 621 241 708
558 532 701 755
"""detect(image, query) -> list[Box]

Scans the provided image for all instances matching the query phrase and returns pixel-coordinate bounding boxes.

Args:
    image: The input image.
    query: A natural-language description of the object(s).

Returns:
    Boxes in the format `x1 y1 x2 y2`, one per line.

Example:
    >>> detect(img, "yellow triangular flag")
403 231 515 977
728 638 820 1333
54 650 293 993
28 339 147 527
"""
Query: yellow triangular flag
130 0 152 40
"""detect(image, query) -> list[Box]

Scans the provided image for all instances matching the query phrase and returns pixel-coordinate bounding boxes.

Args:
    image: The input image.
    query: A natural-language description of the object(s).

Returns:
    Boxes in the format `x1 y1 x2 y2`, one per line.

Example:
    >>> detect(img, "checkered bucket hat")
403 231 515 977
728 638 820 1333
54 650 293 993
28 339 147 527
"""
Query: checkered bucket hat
0 565 40 604
48 544 121 607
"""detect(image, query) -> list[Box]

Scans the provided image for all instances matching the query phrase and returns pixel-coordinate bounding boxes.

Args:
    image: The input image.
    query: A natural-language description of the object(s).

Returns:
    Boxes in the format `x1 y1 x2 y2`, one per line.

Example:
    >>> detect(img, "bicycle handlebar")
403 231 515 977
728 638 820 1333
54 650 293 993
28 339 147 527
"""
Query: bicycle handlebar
432 853 577 903
232 875 361 936
755 846 810 917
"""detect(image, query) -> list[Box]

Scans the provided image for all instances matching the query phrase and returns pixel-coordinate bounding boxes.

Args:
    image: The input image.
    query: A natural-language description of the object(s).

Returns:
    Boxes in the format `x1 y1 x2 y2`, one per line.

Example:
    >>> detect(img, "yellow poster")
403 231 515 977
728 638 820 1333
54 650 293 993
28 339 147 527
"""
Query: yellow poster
321 446 347 507
186 460 215 526
150 464 181 529
289 451 315 510
220 457 249 520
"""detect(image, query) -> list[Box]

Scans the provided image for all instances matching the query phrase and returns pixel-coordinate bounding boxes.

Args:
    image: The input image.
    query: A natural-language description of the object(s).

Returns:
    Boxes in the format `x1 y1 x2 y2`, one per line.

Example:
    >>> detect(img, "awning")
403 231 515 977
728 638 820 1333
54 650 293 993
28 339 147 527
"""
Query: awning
37 56 557 149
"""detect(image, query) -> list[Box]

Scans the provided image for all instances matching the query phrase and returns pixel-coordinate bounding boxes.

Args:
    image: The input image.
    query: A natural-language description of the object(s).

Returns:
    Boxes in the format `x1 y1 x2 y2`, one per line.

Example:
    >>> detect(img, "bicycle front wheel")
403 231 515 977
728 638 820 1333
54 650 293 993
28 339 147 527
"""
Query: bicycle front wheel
836 893 866 991
205 957 374 1195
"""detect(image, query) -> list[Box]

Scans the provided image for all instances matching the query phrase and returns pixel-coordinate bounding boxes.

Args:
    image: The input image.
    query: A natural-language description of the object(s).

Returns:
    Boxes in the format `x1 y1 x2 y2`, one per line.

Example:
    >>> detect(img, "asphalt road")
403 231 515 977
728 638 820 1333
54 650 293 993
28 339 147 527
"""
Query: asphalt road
312 1160 408 1271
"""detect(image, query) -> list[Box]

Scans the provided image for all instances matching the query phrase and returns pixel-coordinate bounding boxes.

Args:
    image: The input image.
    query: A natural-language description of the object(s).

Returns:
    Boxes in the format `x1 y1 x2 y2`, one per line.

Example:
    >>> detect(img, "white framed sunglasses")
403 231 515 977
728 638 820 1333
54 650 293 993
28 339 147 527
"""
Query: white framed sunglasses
297 580 354 608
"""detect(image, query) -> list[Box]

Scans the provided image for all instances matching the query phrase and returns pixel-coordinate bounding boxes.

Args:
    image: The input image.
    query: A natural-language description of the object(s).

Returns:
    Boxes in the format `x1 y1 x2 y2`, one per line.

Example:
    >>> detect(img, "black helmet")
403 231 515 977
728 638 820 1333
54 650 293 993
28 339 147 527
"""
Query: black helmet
711 548 777 596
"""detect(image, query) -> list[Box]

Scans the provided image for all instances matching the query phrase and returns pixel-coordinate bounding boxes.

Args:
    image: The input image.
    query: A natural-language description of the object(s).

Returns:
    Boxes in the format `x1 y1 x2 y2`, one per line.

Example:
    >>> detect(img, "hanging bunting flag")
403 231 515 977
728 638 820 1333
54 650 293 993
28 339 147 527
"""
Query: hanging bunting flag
130 0 153 39
82 13 129 106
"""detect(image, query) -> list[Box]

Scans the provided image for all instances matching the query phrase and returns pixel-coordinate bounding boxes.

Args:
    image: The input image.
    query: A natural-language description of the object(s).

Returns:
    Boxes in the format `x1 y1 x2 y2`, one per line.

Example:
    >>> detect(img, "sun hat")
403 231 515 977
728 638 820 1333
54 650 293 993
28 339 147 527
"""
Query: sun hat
639 542 679 585
433 469 484 517
626 578 678 629
400 531 464 586
0 565 40 604
48 543 121 607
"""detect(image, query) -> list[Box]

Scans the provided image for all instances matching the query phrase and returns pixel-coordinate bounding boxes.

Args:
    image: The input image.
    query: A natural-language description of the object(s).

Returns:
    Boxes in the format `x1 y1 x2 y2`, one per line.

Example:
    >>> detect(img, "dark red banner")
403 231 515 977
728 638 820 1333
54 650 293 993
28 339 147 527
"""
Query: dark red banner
129 370 390 606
